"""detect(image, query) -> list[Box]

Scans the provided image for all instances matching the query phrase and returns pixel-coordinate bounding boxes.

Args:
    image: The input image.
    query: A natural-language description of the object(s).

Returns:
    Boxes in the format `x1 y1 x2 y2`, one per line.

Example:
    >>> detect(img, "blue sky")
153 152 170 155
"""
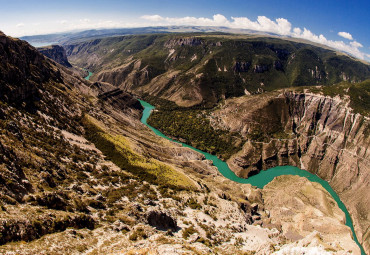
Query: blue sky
0 0 369 60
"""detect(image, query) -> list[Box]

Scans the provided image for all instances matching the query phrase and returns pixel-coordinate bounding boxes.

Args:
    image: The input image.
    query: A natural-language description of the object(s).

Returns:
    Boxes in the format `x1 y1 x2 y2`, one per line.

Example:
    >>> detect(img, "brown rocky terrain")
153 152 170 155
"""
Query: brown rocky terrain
37 44 89 78
211 90 370 253
64 34 370 107
38 45 72 68
263 175 360 254
0 30 366 254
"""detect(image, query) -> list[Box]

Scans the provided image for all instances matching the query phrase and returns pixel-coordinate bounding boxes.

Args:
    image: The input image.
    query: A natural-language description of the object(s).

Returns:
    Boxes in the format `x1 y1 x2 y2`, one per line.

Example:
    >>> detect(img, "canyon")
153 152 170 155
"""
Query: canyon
211 90 370 253
64 33 370 254
0 29 368 254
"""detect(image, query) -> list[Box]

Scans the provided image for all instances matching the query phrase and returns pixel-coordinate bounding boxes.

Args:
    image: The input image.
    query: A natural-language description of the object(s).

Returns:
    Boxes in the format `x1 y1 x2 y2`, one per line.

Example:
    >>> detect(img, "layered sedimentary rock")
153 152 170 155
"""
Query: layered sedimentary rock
212 91 370 253
64 34 370 107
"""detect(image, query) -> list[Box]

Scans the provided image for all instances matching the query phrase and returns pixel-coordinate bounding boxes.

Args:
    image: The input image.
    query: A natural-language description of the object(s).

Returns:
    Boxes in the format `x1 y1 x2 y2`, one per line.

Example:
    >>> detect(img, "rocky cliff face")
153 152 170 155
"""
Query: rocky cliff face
0 33 62 110
64 34 370 107
1 30 362 254
164 37 204 47
212 91 370 253
0 30 366 254
263 175 360 254
38 45 72 68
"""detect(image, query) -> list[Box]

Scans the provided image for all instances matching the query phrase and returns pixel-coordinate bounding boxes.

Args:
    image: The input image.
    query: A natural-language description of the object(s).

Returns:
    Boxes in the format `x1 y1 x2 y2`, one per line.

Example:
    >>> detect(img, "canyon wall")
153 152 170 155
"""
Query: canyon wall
212 92 370 253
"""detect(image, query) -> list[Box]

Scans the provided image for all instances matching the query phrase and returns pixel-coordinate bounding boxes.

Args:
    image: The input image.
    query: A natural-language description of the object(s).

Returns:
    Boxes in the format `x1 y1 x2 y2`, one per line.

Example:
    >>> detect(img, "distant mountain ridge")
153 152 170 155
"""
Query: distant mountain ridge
64 33 370 107
0 29 368 254
20 26 277 45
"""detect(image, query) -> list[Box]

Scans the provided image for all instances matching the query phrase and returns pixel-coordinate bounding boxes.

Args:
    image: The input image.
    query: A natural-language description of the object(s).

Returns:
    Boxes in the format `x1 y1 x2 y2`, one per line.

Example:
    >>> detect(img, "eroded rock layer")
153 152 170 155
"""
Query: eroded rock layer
212 91 370 253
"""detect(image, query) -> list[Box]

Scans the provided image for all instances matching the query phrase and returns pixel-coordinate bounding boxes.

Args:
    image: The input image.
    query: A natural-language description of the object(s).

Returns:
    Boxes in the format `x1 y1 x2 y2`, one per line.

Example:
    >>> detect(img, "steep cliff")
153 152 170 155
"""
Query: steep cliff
64 34 370 107
0 31 304 255
211 90 370 253
38 45 72 68
263 175 360 254
0 33 63 110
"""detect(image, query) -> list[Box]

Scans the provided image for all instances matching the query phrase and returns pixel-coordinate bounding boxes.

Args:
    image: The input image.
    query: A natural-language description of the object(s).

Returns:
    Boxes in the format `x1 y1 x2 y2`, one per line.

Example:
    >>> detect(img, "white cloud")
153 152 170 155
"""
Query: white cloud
79 18 91 23
292 27 365 59
139 14 368 61
141 15 164 22
292 27 301 35
230 16 291 35
3 13 368 62
350 41 362 48
141 14 232 27
338 31 353 40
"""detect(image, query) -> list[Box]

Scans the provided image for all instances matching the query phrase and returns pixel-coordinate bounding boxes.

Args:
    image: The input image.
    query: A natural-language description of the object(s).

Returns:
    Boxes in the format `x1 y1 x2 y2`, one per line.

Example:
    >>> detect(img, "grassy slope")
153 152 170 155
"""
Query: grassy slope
83 115 196 190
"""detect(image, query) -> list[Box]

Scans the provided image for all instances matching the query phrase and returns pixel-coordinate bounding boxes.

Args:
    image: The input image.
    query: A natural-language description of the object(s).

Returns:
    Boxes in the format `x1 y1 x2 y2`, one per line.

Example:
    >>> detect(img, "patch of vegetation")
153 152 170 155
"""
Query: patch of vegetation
129 227 148 241
82 115 195 189
307 79 370 116
104 181 157 205
182 225 197 239
187 198 202 210
147 109 243 159
199 222 217 240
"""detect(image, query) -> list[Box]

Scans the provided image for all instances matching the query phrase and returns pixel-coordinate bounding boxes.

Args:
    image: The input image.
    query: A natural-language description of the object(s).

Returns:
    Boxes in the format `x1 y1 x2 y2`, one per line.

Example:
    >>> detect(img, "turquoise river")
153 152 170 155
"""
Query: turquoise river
83 72 364 254
138 99 365 254
85 71 93 81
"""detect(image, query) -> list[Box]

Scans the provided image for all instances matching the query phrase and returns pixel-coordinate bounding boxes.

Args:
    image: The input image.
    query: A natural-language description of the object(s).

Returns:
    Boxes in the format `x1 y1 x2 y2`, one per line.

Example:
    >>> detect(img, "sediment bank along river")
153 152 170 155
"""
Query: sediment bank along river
138 99 365 255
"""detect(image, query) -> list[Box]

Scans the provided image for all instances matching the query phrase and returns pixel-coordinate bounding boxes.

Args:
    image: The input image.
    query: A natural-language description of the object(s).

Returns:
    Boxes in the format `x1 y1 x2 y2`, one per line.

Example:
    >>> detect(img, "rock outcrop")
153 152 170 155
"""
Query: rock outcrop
212 91 370 253
0 33 62 109
263 175 360 254
0 212 94 245
146 210 178 231
38 45 72 68
233 61 251 72
253 64 269 73
97 87 143 117
64 34 370 107
164 37 203 48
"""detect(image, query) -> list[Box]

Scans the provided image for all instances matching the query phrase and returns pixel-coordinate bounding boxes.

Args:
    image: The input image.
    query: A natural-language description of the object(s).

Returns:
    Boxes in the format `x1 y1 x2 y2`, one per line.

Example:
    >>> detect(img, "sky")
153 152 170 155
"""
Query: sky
0 0 369 61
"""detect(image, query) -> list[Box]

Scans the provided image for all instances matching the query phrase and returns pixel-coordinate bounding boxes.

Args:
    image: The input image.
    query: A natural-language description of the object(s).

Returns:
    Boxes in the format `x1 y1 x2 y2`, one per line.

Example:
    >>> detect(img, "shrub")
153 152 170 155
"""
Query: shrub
129 227 148 241
188 198 201 210
182 225 197 239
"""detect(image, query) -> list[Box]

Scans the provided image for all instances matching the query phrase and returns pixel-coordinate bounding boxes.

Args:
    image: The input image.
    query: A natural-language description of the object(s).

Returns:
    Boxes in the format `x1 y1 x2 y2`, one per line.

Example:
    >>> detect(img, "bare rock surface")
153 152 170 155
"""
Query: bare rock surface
38 45 72 68
212 91 370 253
263 175 360 254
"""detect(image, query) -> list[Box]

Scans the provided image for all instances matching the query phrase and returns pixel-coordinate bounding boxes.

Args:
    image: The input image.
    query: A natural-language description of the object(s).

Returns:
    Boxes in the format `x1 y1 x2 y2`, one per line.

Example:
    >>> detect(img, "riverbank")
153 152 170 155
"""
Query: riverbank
139 98 365 255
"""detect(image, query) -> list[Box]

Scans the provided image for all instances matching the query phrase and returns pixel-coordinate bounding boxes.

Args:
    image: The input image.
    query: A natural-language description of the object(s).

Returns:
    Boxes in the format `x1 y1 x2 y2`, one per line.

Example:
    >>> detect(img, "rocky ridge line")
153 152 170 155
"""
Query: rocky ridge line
212 91 370 253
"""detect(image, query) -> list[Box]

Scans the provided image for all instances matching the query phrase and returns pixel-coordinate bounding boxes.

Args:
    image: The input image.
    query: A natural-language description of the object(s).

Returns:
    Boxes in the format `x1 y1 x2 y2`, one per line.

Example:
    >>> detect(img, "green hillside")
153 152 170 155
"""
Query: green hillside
65 33 370 107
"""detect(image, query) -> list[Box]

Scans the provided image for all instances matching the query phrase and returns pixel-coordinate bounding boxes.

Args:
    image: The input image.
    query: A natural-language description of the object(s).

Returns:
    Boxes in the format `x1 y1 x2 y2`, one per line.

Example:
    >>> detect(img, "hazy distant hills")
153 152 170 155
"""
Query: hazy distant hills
21 26 286 46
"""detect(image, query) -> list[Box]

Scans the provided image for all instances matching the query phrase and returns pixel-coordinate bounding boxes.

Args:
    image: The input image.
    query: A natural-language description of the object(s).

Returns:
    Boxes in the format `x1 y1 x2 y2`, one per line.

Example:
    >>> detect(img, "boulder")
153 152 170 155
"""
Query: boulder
147 210 178 231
